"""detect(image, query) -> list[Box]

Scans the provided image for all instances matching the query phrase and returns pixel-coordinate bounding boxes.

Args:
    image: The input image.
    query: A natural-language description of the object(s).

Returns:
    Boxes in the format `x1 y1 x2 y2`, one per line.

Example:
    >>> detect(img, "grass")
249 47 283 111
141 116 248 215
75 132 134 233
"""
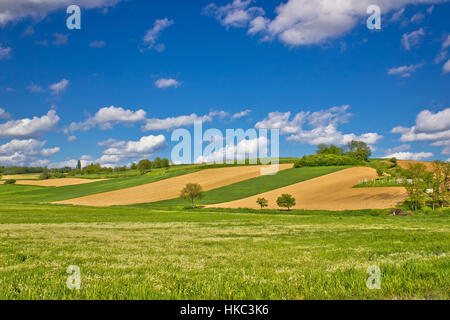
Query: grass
153 166 348 207
0 203 448 300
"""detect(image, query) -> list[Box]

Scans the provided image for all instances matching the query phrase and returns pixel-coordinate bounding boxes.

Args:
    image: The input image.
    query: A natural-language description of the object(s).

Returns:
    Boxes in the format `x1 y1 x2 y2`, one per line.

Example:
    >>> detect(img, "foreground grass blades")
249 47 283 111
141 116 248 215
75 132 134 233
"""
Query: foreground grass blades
0 203 448 300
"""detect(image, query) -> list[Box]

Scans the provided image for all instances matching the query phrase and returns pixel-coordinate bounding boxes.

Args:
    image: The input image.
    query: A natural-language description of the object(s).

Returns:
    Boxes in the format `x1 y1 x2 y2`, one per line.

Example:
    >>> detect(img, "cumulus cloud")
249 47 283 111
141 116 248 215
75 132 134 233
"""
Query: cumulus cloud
384 152 433 161
401 28 426 50
0 43 11 59
255 105 382 147
196 136 268 163
203 0 444 47
142 18 174 51
68 106 147 132
387 63 424 77
67 135 77 142
392 108 450 156
0 110 60 139
154 78 181 89
49 79 69 95
0 0 124 26
100 135 167 165
0 139 60 166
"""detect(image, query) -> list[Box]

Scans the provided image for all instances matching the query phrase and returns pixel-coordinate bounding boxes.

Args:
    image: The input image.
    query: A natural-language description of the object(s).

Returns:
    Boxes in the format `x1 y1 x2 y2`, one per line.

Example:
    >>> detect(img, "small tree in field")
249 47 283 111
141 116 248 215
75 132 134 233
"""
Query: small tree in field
277 194 296 211
256 197 268 209
180 183 203 207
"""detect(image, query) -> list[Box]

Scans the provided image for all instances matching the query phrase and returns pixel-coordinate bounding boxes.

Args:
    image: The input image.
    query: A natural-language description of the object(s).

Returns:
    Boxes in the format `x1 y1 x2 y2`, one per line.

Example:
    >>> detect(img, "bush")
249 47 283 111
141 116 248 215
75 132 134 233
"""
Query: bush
4 179 16 185
294 154 362 168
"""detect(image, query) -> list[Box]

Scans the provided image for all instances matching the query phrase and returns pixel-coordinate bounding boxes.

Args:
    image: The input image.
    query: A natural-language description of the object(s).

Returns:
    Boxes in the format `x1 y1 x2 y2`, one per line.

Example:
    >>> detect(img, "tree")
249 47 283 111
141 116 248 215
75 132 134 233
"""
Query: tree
389 157 398 167
346 140 371 161
161 158 170 170
376 167 384 178
256 197 268 209
76 160 82 170
153 157 162 168
277 194 296 211
137 159 152 175
39 167 51 180
404 163 427 211
180 183 203 207
316 144 344 156
130 162 138 170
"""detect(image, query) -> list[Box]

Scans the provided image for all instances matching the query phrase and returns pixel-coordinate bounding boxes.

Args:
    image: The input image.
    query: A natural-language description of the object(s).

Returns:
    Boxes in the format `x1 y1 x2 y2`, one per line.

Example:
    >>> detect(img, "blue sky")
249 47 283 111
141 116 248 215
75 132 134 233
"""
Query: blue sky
0 0 449 168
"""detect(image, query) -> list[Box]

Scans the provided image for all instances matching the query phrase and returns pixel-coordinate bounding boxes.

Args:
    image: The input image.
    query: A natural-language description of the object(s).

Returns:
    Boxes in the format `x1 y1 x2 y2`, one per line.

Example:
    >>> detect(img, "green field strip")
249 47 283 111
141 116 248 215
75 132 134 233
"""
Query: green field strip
0 168 200 203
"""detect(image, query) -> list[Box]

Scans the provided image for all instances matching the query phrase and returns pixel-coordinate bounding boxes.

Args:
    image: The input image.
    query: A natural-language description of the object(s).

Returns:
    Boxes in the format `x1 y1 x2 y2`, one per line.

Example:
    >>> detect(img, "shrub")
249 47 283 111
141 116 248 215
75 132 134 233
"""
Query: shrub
4 179 16 185
294 154 362 168
277 194 296 211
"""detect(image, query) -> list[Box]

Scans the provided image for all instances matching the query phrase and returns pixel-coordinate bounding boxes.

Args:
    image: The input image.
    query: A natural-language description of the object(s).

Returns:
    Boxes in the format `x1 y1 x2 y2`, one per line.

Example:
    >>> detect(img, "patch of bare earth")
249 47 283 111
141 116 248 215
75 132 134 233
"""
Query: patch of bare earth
12 178 106 187
208 167 408 211
54 164 292 207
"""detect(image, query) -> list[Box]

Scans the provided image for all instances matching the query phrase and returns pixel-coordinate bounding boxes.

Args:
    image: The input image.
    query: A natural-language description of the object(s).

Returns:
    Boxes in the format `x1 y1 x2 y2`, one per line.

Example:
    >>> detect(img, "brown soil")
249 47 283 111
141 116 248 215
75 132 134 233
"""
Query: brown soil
207 167 408 211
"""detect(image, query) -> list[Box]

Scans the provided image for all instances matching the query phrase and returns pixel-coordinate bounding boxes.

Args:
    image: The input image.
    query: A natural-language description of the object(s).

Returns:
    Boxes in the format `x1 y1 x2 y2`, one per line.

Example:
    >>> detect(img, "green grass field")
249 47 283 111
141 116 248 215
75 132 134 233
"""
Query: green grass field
0 203 448 299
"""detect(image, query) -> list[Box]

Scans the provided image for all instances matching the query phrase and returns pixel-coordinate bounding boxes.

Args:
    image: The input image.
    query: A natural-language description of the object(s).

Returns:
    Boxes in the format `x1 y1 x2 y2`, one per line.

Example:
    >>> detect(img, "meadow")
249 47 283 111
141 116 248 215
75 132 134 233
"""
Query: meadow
0 202 448 300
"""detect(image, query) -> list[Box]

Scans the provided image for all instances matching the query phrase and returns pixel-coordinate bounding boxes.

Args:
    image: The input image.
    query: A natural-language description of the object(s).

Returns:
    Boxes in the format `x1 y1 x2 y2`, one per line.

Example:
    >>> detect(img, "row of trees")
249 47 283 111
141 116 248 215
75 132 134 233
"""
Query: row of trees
136 157 170 175
316 140 372 161
257 194 296 210
404 161 449 211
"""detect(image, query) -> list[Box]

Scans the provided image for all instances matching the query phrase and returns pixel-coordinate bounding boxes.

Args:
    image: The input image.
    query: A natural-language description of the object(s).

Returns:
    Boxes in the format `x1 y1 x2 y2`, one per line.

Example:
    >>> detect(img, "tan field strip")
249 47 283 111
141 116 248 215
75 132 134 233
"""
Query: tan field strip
397 160 434 171
208 167 408 211
0 178 106 187
54 164 293 207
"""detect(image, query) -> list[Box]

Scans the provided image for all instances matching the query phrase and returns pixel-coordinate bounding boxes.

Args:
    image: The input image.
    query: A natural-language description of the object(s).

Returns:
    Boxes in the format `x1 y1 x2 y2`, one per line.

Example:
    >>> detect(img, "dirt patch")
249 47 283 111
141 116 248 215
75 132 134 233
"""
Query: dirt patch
1 174 40 180
54 164 292 207
208 167 408 211
397 160 434 171
12 178 106 187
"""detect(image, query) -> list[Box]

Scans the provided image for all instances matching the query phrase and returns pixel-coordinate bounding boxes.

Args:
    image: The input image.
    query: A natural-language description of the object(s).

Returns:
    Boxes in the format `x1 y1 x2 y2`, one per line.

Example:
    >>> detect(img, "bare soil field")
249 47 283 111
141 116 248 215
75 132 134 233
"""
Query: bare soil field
55 164 292 206
1 174 40 180
397 160 434 171
4 178 106 187
208 167 408 211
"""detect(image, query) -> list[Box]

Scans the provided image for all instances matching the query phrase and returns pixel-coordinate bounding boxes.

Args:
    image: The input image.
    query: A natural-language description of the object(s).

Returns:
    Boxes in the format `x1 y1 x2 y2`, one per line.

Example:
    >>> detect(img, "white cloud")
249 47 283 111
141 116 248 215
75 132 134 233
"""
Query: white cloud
231 109 252 119
410 12 425 23
52 33 68 46
0 139 60 166
443 59 450 74
0 110 60 139
0 0 124 26
27 83 45 93
68 106 147 132
196 136 268 163
392 108 450 156
142 113 214 131
101 135 167 163
0 43 11 59
49 79 69 95
384 152 433 161
202 0 265 28
443 35 450 49
0 108 11 119
387 63 424 77
435 50 448 64
89 40 106 48
143 18 174 51
385 144 411 154
401 28 425 50
68 135 77 142
256 105 382 147
204 0 445 47
431 140 450 155
154 78 181 89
